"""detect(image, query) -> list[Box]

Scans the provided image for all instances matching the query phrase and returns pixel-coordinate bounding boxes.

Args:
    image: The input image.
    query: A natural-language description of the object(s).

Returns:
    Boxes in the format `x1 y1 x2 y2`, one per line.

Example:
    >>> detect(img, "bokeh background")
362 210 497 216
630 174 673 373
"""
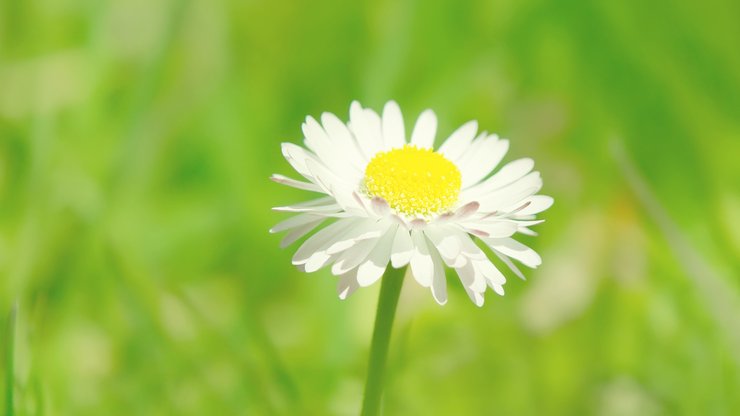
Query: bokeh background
2 0 740 414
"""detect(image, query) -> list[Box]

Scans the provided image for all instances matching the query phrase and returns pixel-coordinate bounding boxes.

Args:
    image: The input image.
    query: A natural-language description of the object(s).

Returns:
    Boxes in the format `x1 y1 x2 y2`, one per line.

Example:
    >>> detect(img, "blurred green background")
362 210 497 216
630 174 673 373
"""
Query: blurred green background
2 0 740 414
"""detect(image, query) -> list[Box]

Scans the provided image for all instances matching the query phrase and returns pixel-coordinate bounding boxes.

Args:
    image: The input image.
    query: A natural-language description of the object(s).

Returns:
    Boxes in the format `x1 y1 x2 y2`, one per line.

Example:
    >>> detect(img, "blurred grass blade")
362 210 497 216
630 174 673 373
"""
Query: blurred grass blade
5 302 18 416
613 139 740 369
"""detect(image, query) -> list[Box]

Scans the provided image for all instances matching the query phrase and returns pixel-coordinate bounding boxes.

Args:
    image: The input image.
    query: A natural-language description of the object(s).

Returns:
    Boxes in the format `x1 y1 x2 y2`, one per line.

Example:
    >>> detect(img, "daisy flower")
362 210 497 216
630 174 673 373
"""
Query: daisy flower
271 101 552 306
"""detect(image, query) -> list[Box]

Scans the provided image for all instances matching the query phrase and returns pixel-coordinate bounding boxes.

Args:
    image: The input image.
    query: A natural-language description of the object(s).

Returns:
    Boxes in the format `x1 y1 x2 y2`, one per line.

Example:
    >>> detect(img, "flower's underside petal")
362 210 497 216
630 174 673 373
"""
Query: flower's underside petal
280 219 325 248
270 213 324 234
458 260 487 292
492 249 526 280
390 228 414 268
456 231 488 261
473 258 507 290
331 238 378 276
292 219 358 265
325 219 389 255
337 269 360 300
454 262 486 307
425 226 463 267
429 247 448 305
409 230 434 287
357 227 396 286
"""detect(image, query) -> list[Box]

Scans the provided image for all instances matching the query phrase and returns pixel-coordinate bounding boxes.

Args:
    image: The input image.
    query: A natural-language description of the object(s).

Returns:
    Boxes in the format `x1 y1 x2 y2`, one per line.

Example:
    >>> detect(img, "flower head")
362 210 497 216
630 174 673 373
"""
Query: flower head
271 101 553 306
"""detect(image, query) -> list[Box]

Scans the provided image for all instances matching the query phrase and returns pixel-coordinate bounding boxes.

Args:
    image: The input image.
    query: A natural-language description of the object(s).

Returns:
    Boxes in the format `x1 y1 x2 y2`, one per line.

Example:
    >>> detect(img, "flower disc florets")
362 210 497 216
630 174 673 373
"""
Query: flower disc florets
364 145 461 217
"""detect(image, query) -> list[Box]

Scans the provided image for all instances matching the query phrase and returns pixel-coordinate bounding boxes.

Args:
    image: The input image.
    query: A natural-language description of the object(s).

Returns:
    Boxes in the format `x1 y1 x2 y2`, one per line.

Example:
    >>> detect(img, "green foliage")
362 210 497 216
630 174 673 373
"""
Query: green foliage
1 0 739 414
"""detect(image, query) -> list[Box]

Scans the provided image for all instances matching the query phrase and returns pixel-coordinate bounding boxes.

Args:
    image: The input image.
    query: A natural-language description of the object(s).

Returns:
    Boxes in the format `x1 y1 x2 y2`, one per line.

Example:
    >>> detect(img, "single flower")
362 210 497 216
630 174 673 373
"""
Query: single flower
271 101 553 306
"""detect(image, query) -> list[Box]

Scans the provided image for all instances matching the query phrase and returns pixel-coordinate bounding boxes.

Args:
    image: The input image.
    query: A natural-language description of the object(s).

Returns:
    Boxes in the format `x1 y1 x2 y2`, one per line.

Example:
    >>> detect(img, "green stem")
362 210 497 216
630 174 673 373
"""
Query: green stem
361 266 406 416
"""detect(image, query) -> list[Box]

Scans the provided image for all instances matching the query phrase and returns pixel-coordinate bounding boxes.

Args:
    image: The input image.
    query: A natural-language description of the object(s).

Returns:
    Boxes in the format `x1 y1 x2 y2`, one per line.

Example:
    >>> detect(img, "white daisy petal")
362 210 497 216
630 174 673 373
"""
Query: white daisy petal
456 261 486 292
459 137 510 188
321 111 366 168
273 196 341 214
491 283 505 296
270 174 322 192
410 109 437 149
460 221 518 238
280 219 325 248
439 120 478 161
511 219 546 227
484 238 542 268
473 258 507 287
409 230 433 287
455 262 486 306
476 172 543 213
304 159 366 215
364 108 384 150
468 290 485 307
492 250 526 280
357 228 396 287
272 204 340 214
517 227 538 236
270 213 323 234
325 219 389 255
424 226 462 263
349 101 381 159
303 116 361 181
381 100 405 149
331 238 379 276
513 195 554 216
429 247 448 305
452 201 480 221
457 231 488 261
390 228 414 268
337 269 360 300
434 202 480 224
302 157 346 194
461 158 534 201
304 250 336 273
291 219 358 265
281 142 321 181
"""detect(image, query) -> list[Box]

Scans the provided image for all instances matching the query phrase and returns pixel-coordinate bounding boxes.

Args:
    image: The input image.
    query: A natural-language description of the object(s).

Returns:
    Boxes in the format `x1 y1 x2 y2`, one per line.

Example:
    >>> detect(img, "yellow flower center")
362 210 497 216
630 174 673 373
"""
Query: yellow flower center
364 145 461 217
